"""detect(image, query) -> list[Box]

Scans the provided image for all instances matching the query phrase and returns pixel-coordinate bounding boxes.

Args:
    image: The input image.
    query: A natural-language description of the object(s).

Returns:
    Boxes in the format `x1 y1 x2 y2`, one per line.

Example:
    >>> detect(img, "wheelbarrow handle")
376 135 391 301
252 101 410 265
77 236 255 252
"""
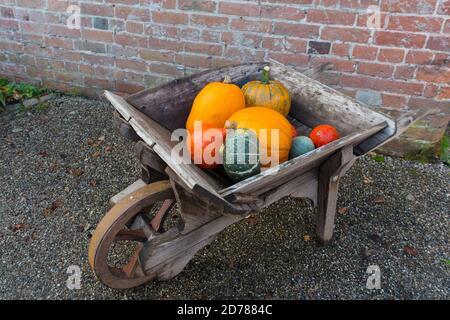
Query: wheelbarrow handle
354 107 439 156
394 107 439 137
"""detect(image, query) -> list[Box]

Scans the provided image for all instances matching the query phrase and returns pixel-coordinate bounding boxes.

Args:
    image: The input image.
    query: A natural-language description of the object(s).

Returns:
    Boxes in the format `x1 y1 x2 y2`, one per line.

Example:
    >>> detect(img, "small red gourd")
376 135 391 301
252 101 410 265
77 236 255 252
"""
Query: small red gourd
309 124 340 148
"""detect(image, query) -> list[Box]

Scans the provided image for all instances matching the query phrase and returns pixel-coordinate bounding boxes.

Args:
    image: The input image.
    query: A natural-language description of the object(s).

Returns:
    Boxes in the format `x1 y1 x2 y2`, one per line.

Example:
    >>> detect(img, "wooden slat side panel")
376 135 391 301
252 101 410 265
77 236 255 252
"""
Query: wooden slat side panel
105 91 226 196
126 63 265 131
220 122 387 197
261 169 319 207
269 60 395 136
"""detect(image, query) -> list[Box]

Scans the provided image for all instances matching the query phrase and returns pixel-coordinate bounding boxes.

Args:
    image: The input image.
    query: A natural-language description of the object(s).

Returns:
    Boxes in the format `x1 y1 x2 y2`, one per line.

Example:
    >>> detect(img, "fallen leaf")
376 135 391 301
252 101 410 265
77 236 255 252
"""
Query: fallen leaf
30 231 38 240
303 235 311 242
51 199 63 210
404 246 419 256
87 138 94 145
48 163 59 172
68 168 84 177
43 199 63 217
90 179 97 187
42 208 53 217
37 151 48 157
11 222 27 232
104 146 112 153
338 207 348 214
374 196 385 204
246 216 258 226
363 176 373 184
92 151 101 158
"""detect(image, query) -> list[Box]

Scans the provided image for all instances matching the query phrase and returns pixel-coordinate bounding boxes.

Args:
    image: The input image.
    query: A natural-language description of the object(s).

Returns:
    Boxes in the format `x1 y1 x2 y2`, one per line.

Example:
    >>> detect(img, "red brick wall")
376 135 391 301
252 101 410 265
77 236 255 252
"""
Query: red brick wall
0 0 449 157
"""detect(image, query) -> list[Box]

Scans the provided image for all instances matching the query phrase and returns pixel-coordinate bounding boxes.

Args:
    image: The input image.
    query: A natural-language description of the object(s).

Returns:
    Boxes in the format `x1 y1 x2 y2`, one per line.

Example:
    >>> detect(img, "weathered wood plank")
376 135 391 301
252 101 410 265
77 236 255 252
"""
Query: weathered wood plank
109 179 146 207
316 146 355 244
166 167 250 217
134 141 167 174
113 111 140 142
141 213 242 275
316 152 341 244
226 169 319 209
269 59 395 136
262 169 318 207
168 175 223 233
269 59 398 154
126 62 265 131
105 91 226 198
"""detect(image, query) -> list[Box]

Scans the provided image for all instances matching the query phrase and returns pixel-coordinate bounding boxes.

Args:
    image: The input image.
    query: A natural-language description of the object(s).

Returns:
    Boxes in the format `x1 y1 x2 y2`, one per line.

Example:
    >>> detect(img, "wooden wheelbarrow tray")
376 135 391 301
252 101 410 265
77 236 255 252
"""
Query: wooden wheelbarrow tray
88 60 428 289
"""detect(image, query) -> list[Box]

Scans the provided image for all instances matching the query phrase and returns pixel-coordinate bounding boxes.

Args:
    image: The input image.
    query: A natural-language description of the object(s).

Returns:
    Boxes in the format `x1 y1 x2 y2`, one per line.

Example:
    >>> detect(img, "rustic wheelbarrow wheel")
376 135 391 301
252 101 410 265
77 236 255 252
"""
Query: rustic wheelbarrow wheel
88 180 176 289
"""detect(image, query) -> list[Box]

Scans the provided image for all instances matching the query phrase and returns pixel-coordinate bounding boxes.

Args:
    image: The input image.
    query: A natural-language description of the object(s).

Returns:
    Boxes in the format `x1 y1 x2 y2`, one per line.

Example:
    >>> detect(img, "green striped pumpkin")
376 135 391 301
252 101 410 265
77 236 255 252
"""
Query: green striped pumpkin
223 128 261 182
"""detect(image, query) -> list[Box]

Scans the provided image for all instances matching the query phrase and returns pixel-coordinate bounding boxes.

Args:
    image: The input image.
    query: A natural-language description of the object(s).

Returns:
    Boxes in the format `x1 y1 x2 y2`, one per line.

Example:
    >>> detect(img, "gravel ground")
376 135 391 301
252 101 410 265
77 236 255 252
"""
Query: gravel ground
0 95 448 300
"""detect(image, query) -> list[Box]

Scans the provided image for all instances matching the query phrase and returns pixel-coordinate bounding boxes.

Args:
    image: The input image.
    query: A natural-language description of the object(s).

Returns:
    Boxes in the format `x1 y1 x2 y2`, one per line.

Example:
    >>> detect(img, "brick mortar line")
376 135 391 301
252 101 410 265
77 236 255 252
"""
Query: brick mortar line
2 5 449 25
14 4 449 19
3 47 447 89
5 14 448 38
2 29 450 64
3 66 449 101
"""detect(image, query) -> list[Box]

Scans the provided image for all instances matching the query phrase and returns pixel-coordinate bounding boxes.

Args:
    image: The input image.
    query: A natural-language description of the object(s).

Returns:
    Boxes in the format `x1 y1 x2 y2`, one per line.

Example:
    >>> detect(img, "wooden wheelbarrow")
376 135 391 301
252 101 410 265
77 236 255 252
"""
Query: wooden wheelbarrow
88 60 429 289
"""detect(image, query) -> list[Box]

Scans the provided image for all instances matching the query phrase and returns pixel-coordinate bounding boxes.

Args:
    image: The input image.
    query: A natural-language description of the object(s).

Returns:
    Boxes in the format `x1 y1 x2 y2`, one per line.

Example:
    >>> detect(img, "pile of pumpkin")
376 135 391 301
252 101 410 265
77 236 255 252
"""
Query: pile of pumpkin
186 66 340 182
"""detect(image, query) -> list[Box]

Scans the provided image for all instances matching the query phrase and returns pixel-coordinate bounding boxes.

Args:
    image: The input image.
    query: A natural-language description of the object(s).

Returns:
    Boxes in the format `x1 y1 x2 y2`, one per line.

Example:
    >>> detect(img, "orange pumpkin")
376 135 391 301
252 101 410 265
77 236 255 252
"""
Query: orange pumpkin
186 76 245 131
227 107 293 167
241 66 291 116
186 123 226 169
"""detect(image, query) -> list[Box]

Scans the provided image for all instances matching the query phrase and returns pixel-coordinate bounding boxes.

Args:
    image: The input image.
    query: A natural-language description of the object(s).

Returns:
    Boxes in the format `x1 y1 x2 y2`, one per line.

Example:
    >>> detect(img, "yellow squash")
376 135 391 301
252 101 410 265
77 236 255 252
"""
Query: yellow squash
241 66 291 116
227 107 293 167
186 76 245 131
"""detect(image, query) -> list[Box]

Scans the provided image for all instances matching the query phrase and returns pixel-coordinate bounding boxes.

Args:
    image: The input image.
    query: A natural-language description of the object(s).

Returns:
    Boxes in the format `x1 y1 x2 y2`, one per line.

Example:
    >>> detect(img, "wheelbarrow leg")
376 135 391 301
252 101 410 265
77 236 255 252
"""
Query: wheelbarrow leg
316 146 356 244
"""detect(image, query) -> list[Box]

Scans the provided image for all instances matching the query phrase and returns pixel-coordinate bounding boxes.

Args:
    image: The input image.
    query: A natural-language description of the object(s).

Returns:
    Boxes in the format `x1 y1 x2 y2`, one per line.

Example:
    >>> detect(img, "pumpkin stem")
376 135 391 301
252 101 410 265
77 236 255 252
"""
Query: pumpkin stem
261 66 270 84
225 120 237 130
223 75 232 84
